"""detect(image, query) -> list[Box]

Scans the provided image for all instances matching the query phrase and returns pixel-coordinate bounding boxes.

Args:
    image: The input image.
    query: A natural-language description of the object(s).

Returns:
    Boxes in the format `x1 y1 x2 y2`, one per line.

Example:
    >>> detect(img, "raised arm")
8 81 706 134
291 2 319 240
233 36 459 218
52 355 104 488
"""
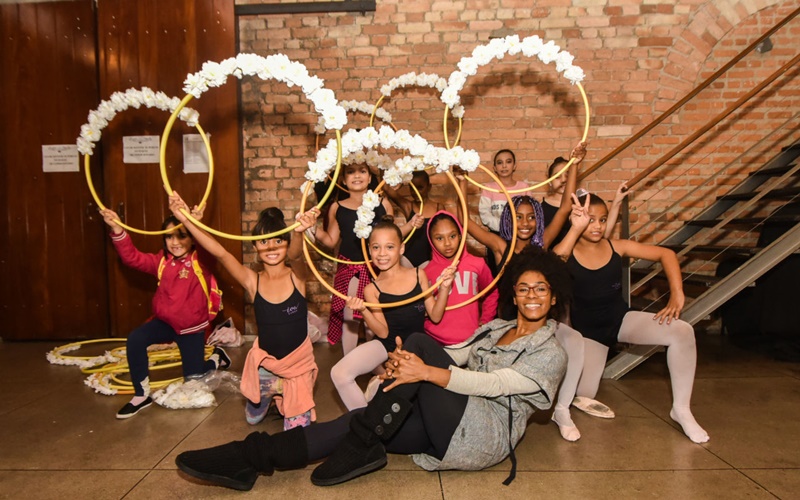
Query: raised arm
604 181 631 239
552 193 590 260
314 202 341 249
169 192 257 298
287 207 320 282
543 142 584 249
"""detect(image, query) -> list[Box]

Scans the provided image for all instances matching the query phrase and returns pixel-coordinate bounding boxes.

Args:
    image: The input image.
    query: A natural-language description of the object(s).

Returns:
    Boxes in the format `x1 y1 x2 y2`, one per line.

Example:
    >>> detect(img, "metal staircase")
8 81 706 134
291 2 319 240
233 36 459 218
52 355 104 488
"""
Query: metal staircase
604 142 800 379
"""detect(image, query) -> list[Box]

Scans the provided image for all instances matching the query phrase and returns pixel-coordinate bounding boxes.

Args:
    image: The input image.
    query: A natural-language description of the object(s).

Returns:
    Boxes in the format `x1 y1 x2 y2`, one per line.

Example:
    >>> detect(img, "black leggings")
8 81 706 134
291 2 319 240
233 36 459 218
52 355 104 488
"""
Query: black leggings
305 333 468 461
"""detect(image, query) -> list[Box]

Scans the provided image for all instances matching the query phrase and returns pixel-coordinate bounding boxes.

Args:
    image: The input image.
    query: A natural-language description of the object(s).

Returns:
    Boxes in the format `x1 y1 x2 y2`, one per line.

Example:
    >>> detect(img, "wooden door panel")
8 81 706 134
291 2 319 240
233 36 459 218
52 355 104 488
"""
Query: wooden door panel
97 0 243 337
0 1 108 340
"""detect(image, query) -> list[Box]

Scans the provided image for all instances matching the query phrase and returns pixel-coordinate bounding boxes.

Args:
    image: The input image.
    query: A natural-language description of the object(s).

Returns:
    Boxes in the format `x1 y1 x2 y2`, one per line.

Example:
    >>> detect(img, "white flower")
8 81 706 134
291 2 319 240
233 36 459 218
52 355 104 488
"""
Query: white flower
314 122 326 135
322 106 347 131
378 126 395 149
380 84 392 96
153 91 172 111
362 190 380 208
236 53 263 76
452 105 465 118
461 150 480 172
124 88 143 109
140 87 156 107
354 220 372 239
457 57 479 76
305 161 328 183
383 168 404 187
435 77 447 92
448 71 467 90
356 205 376 224
302 75 324 95
506 34 522 55
109 92 128 112
538 40 561 64
555 51 575 73
220 57 241 79
360 127 379 149
408 135 429 157
441 87 461 107
564 65 586 84
183 72 208 98
201 61 227 87
521 35 544 57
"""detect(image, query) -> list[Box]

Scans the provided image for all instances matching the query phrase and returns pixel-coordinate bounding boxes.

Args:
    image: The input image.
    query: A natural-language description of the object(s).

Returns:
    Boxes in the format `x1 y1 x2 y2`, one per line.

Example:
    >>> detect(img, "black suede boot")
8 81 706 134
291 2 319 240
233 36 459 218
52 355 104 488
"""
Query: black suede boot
311 391 411 486
176 427 308 491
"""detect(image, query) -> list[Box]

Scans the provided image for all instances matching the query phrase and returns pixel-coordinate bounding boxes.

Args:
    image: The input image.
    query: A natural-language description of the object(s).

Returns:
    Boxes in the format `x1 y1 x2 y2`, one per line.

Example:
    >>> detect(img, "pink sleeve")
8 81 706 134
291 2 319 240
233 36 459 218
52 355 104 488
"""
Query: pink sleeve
110 231 161 276
477 261 498 324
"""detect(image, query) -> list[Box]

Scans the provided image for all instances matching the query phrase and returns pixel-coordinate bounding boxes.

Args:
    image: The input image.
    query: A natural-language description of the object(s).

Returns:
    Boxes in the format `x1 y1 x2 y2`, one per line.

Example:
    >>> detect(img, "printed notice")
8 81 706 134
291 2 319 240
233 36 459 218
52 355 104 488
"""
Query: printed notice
183 134 210 174
123 136 160 164
42 145 79 172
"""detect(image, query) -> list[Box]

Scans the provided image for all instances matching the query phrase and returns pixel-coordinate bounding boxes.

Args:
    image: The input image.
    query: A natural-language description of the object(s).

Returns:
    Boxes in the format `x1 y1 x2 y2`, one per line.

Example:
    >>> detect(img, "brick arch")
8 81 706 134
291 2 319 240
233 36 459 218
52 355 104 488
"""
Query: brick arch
654 0 784 104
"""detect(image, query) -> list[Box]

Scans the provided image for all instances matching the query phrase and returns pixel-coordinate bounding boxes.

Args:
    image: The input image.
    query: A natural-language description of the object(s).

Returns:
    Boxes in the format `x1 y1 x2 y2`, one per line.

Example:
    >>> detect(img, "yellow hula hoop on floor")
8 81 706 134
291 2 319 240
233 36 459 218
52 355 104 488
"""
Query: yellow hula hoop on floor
83 110 213 236
80 345 214 374
161 94 343 241
457 82 590 194
302 171 469 309
47 338 126 365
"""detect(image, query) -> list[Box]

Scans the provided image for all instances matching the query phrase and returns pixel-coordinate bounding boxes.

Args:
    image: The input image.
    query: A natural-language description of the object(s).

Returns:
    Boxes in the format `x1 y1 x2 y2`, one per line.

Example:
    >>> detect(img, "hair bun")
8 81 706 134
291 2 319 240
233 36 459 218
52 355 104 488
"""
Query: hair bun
379 214 395 224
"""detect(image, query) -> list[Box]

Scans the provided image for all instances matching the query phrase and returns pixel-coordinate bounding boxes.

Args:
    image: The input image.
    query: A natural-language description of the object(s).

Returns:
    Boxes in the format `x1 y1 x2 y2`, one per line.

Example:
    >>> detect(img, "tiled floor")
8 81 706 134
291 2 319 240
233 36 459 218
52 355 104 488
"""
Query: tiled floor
1 332 799 499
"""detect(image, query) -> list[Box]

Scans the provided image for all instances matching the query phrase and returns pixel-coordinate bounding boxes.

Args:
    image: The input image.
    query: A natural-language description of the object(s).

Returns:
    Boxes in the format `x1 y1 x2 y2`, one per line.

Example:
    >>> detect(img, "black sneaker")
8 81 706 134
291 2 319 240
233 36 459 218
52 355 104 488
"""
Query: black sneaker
214 347 231 370
116 397 153 420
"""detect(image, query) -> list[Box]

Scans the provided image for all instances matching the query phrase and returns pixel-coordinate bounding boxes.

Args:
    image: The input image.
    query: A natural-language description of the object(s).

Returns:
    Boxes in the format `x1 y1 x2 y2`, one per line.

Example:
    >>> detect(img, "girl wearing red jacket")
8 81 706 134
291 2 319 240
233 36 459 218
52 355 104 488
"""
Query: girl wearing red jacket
100 208 230 420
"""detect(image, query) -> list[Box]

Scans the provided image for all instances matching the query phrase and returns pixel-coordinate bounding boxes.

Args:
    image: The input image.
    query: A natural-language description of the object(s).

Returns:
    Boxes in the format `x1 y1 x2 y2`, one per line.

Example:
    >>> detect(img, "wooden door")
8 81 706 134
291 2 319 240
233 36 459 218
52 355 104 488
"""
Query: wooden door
0 1 109 340
96 0 243 337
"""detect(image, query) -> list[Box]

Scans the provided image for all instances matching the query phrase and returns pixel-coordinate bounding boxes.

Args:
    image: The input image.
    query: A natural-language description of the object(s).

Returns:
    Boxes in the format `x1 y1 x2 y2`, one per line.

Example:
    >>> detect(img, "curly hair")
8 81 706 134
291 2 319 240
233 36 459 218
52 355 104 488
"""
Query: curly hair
498 195 545 248
497 245 572 322
252 207 289 243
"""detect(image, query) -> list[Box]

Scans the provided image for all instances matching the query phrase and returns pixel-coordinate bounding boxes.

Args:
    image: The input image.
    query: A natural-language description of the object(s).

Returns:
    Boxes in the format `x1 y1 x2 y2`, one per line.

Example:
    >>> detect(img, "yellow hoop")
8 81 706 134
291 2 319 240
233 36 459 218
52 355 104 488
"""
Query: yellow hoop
160 93 343 241
302 170 469 309
444 164 517 311
442 104 464 150
457 82 590 194
83 111 214 236
360 179 424 280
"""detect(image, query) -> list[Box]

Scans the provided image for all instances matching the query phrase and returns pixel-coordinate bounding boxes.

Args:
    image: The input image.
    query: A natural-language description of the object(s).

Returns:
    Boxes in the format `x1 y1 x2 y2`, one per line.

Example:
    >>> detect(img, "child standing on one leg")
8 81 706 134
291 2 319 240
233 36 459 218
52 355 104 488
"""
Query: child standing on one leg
169 193 320 430
331 218 456 410
100 207 229 420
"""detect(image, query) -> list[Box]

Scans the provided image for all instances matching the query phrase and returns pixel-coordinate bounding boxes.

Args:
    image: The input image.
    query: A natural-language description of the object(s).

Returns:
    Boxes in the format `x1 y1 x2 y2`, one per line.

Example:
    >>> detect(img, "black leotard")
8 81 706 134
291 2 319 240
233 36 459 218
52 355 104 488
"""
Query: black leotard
335 203 387 261
254 274 308 359
373 270 425 352
567 240 630 347
402 210 432 267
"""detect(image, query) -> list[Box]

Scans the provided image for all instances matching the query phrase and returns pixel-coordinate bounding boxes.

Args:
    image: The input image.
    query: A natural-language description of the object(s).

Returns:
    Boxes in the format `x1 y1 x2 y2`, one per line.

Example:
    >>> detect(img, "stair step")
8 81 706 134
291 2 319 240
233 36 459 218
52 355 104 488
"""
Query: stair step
752 162 798 177
685 214 800 227
717 186 800 201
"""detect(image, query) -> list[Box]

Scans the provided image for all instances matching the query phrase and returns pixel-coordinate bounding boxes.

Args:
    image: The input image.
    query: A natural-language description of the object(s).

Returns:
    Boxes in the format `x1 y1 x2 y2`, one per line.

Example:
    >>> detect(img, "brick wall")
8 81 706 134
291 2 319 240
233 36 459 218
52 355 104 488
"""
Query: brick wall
235 0 799 328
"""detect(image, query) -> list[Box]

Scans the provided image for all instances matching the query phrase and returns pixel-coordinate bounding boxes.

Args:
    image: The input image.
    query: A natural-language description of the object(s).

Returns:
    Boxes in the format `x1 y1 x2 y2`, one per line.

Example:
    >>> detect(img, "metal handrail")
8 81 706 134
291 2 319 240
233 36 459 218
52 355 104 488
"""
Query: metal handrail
579 5 800 184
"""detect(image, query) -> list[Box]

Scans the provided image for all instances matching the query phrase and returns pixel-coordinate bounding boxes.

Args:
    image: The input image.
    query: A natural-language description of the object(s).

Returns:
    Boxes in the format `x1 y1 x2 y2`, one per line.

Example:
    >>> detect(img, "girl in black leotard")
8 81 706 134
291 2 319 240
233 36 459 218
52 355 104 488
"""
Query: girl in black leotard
554 191 709 444
330 218 456 411
170 194 320 430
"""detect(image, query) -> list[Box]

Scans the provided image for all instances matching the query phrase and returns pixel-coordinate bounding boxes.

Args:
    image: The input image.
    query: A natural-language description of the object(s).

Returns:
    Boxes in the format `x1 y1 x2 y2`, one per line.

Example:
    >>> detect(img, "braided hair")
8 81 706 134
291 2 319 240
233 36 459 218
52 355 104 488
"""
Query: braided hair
498 195 545 248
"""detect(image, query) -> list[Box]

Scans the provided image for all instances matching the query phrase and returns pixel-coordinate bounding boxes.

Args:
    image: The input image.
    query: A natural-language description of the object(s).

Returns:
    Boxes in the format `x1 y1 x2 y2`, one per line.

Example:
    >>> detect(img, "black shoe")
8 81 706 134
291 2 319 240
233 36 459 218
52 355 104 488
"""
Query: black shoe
116 397 153 420
310 434 387 486
213 347 231 370
176 440 258 491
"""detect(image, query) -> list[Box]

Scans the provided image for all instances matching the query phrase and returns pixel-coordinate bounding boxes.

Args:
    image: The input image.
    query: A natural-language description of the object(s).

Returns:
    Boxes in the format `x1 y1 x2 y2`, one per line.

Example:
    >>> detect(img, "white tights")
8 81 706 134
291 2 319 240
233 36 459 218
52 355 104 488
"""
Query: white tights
330 339 387 411
341 276 362 356
552 323 585 441
576 311 709 443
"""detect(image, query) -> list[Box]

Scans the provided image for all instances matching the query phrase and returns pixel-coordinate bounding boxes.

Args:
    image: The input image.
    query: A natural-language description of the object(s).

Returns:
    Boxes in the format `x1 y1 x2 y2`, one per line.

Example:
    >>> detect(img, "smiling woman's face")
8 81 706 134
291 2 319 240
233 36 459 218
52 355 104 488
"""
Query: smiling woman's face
513 270 555 322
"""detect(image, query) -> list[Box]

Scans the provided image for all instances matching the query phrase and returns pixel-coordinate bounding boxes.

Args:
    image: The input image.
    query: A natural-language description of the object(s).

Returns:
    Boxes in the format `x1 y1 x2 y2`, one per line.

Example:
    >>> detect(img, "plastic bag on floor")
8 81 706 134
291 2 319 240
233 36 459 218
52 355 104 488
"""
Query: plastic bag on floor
207 317 244 347
308 311 329 344
152 370 241 409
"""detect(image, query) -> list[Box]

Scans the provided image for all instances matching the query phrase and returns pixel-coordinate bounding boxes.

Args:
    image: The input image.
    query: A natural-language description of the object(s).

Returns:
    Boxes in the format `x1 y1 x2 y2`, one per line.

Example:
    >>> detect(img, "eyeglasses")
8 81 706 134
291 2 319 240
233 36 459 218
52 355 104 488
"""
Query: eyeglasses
514 282 551 297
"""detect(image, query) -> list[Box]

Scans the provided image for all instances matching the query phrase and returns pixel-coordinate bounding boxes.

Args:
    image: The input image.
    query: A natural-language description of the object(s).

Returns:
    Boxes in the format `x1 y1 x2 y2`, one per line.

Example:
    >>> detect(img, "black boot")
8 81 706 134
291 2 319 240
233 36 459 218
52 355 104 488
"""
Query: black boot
176 427 308 491
311 391 411 486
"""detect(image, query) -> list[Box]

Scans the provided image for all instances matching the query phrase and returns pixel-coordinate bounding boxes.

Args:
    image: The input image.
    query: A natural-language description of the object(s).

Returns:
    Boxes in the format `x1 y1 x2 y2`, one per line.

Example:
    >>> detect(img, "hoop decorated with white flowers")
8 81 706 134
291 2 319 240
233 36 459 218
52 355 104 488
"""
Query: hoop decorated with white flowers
372 72 464 147
78 87 208 235
162 53 348 241
441 34 591 193
300 126 475 309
